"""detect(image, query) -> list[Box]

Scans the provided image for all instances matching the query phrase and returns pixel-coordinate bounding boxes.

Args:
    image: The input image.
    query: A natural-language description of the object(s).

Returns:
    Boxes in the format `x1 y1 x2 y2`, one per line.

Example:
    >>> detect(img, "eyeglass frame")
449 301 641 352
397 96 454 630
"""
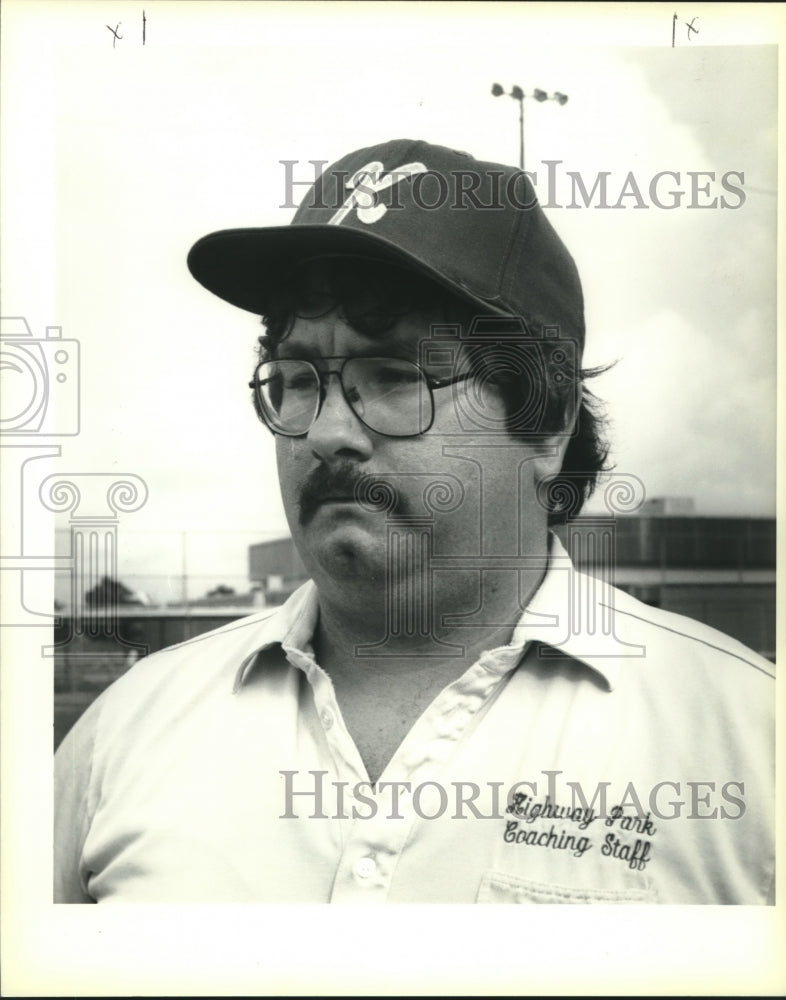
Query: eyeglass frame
248 355 473 439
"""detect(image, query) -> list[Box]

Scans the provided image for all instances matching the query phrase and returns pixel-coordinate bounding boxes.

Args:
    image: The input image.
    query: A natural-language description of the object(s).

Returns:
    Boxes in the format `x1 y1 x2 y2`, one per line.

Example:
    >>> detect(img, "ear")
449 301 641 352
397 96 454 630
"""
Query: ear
530 431 571 483
530 386 580 482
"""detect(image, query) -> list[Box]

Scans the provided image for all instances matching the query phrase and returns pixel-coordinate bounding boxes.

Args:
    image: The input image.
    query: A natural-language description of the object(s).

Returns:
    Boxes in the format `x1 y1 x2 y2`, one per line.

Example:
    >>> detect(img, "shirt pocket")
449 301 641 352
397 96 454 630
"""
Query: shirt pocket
477 869 657 904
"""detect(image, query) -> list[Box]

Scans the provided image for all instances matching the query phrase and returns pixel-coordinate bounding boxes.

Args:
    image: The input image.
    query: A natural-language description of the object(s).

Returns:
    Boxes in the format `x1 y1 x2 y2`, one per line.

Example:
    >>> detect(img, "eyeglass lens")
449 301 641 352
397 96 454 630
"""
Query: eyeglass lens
256 358 432 437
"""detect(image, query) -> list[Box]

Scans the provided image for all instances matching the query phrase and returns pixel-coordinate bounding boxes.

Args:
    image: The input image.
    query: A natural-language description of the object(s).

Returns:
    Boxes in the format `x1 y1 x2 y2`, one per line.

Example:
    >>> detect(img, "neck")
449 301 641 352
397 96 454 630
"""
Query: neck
312 563 547 680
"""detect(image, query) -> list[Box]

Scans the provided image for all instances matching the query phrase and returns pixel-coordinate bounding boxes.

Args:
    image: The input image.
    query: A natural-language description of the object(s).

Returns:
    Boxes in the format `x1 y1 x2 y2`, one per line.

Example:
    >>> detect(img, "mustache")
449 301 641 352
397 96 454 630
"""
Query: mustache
297 463 408 525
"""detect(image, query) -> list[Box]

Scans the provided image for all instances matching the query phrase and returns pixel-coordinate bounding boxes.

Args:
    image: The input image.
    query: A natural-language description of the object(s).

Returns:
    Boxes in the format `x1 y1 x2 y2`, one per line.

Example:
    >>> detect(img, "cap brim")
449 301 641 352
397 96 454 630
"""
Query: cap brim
187 225 507 318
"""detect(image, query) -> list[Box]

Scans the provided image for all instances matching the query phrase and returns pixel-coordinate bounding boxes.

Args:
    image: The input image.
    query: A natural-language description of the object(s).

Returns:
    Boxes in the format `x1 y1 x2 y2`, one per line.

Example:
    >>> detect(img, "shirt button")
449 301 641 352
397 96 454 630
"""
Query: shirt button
354 856 376 879
320 709 334 730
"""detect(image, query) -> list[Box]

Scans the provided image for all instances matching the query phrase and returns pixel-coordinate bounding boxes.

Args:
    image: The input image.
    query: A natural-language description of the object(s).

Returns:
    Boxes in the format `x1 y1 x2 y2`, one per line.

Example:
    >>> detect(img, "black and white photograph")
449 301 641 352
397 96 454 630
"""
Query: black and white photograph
1 1 783 994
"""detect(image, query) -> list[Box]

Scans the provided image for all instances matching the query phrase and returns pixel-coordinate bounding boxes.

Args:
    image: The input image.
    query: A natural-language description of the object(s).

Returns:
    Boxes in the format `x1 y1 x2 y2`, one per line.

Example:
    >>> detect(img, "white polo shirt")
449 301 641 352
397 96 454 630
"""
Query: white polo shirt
54 537 774 904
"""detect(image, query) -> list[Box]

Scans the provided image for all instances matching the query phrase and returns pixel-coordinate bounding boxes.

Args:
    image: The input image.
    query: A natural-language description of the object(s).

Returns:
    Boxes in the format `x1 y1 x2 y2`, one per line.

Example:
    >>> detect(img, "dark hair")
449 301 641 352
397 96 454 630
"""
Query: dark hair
254 256 612 524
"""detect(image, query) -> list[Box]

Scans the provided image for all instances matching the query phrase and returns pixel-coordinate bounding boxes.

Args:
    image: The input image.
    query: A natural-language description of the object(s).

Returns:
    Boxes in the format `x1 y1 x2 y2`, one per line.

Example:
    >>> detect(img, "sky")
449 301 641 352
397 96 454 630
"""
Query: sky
1 3 784 996
2 2 780 606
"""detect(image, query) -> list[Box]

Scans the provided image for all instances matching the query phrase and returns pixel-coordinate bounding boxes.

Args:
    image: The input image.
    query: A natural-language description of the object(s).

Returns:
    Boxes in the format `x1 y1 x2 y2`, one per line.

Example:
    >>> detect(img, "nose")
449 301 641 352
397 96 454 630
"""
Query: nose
306 370 374 464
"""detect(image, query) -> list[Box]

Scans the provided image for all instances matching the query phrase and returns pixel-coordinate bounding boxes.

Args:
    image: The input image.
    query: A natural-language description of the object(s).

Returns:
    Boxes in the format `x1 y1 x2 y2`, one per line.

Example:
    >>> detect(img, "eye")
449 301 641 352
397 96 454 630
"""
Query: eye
284 372 315 391
296 290 335 320
375 362 420 386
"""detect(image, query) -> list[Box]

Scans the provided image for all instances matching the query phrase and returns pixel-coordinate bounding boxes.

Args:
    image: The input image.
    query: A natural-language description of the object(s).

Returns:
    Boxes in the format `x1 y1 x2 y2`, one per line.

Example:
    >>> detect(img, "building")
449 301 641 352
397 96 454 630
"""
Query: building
248 537 307 605
55 506 776 749
555 513 775 660
248 511 776 661
639 496 696 516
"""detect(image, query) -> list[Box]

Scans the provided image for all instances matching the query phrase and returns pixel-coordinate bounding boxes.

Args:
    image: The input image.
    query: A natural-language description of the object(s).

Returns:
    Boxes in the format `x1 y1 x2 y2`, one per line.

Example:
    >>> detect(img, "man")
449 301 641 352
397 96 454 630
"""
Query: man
55 139 774 903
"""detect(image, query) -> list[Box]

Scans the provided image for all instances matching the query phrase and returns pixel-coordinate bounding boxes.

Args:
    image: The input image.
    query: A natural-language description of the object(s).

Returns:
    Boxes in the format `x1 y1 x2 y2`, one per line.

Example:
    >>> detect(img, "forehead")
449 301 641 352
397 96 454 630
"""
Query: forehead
274 256 455 356
282 309 438 358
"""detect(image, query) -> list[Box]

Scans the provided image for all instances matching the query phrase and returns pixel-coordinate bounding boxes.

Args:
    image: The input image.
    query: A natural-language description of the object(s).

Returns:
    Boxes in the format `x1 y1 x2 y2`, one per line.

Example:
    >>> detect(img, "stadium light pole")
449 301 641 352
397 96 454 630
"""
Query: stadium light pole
491 83 569 170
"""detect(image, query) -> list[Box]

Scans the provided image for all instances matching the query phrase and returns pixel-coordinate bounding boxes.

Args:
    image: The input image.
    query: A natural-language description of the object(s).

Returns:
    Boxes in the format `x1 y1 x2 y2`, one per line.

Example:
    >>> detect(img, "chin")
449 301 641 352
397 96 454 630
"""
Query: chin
306 523 387 584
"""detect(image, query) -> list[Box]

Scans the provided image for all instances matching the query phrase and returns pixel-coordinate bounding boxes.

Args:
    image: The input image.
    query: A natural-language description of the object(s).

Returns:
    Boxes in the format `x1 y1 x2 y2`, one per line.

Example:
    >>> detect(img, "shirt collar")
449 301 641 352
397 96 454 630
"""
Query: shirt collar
234 532 624 693
233 580 320 692
508 533 625 690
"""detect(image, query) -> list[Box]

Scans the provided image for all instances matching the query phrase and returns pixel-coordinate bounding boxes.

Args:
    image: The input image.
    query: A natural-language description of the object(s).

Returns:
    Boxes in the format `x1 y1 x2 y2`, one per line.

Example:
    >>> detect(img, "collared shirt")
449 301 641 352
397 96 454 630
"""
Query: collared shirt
54 537 774 904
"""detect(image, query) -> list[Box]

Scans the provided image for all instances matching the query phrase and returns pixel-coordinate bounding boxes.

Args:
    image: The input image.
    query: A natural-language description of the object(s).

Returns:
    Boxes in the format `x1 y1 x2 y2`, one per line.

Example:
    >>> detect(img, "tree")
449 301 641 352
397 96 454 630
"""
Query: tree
83 575 143 607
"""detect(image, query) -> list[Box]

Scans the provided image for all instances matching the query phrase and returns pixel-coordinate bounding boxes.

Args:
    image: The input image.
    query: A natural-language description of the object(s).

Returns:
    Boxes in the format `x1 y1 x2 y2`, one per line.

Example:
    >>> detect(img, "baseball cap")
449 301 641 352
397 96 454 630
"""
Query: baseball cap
187 138 585 347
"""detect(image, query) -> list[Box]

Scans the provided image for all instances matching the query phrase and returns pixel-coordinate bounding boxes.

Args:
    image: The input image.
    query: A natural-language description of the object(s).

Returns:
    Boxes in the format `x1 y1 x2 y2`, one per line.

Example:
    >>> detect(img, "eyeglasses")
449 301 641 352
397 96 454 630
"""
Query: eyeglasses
249 356 471 438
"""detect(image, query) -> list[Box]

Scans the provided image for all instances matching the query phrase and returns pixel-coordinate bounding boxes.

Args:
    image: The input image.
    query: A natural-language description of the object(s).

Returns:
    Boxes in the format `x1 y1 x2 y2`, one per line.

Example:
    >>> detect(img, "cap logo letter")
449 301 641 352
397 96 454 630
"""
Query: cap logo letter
328 160 428 226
